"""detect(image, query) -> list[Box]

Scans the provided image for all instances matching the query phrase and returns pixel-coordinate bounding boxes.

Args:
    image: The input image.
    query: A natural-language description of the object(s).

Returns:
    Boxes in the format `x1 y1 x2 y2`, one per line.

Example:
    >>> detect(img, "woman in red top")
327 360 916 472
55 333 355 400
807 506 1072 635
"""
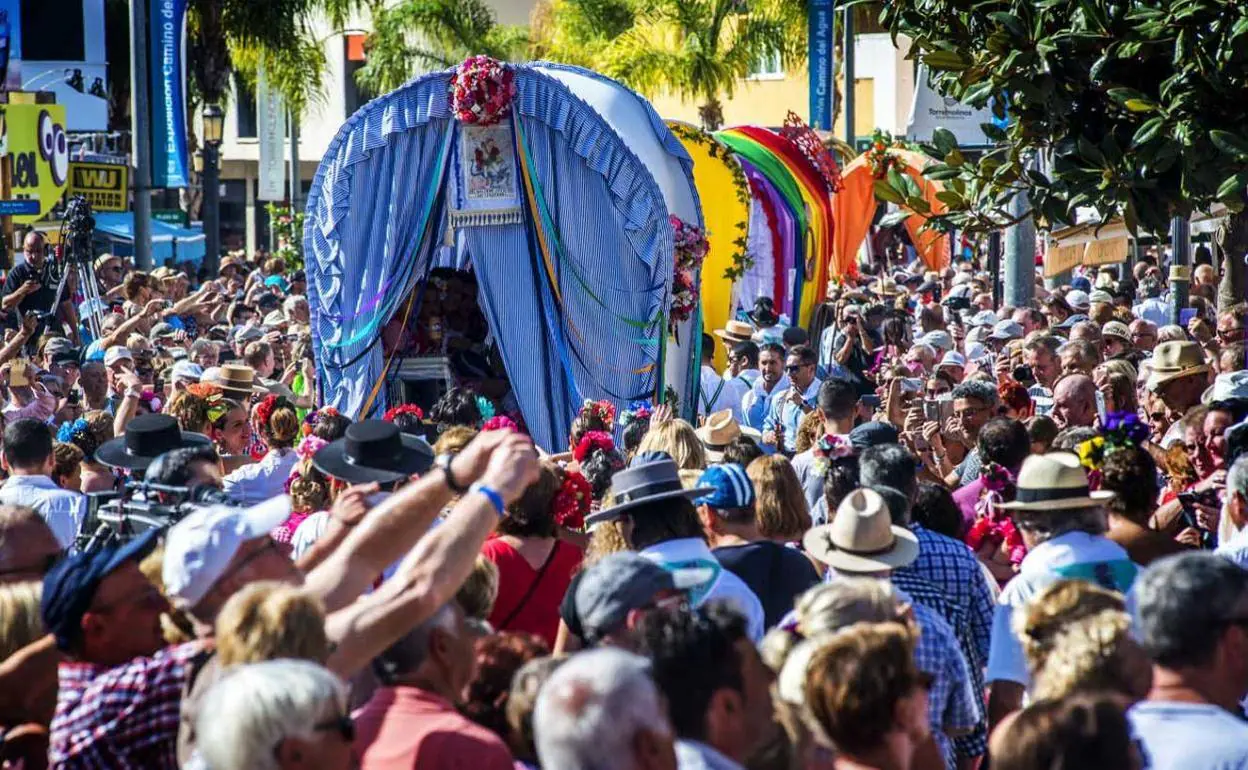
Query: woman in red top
480 460 584 647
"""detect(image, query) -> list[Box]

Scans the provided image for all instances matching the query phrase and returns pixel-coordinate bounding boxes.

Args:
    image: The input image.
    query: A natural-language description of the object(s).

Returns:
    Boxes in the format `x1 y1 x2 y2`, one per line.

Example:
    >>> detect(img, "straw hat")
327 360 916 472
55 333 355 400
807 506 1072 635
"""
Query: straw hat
869 277 904 297
215 364 268 397
998 453 1115 512
801 489 919 573
696 410 742 462
714 320 755 344
1146 341 1211 391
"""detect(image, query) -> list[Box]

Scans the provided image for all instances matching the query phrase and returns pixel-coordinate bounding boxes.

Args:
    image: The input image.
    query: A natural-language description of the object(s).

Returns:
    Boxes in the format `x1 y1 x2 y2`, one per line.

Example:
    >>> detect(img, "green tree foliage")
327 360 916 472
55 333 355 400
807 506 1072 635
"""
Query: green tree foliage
353 0 530 95
875 0 1248 243
530 0 637 68
594 0 805 130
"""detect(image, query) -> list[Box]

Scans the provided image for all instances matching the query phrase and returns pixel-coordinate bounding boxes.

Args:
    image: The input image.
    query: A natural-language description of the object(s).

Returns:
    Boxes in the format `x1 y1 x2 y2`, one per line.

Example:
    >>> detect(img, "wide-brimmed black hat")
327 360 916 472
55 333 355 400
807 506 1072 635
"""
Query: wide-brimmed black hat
95 414 212 471
312 420 434 484
586 453 713 526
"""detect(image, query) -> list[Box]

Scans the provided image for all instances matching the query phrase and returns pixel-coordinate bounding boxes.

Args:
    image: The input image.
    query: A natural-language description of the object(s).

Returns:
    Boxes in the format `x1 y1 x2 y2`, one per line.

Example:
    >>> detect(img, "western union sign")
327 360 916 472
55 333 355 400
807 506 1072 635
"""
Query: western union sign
68 162 129 212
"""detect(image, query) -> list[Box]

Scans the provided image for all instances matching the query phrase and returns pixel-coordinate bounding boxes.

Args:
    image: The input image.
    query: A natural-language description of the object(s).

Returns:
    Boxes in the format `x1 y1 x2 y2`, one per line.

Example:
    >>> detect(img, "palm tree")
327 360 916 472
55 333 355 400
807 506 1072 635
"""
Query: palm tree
598 0 803 130
353 0 530 95
530 0 636 68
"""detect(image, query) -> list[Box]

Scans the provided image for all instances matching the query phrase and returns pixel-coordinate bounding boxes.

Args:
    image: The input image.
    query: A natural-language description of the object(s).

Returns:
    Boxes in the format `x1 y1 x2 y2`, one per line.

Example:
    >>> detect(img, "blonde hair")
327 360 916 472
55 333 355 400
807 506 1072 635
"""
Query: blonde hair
434 425 478 456
215 582 330 667
636 419 706 470
583 521 630 568
794 409 824 454
748 455 811 541
457 555 500 621
1016 580 1139 701
678 468 704 489
0 581 43 660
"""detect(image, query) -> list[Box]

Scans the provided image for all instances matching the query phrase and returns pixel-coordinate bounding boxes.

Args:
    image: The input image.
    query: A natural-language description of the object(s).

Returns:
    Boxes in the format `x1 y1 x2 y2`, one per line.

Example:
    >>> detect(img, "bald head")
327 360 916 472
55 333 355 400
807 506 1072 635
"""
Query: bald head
1052 375 1097 431
0 505 61 582
22 231 45 267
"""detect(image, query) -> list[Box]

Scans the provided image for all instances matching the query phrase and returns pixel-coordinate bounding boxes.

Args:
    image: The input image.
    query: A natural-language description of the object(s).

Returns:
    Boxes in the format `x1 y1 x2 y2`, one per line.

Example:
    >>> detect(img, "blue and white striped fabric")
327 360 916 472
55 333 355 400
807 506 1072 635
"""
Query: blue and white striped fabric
695 463 756 510
303 65 678 451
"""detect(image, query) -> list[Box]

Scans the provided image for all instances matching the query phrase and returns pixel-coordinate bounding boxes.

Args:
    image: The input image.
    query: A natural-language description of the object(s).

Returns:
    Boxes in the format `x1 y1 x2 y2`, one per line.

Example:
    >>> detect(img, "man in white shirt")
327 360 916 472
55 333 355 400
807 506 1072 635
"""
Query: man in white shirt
1129 553 1248 770
985 453 1137 730
0 418 85 548
741 343 787 433
699 335 751 423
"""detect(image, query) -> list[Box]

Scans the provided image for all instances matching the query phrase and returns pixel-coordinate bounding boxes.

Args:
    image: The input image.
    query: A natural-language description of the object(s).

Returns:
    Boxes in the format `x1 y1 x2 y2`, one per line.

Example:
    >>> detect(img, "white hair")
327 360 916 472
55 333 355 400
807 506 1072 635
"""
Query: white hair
534 648 671 770
1229 454 1248 503
196 659 347 770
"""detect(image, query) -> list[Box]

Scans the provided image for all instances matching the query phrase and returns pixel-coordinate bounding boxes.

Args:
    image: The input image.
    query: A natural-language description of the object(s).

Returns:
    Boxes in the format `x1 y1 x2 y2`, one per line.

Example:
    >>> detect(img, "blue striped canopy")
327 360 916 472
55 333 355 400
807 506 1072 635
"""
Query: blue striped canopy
303 64 683 451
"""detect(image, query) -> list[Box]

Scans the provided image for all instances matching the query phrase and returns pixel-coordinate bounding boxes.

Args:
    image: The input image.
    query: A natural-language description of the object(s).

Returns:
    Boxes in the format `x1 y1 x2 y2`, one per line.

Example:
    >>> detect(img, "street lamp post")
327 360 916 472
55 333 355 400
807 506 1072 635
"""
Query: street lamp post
202 103 224 277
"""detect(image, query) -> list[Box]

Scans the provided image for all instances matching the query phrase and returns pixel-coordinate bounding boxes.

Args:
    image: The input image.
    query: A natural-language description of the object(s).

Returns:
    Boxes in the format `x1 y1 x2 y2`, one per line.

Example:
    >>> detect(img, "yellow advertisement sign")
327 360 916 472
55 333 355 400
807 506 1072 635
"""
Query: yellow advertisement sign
68 161 129 212
1 103 69 224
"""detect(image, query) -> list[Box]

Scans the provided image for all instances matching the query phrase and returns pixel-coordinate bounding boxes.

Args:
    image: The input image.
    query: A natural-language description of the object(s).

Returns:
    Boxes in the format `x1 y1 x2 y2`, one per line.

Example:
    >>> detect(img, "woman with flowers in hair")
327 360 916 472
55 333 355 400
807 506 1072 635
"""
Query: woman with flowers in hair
58 410 117 493
567 399 615 455
481 459 588 646
617 399 653 457
222 394 300 504
271 433 334 555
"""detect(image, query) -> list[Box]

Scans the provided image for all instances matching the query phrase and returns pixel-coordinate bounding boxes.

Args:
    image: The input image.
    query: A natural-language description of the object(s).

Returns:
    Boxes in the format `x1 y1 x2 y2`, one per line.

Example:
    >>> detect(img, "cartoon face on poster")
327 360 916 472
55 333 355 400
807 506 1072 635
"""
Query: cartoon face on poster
461 124 517 202
1 103 68 224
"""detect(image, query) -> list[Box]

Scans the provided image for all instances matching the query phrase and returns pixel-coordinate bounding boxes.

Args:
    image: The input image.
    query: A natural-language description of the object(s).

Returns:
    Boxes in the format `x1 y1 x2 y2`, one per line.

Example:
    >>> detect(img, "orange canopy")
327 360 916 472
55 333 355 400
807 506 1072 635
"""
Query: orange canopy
832 148 952 273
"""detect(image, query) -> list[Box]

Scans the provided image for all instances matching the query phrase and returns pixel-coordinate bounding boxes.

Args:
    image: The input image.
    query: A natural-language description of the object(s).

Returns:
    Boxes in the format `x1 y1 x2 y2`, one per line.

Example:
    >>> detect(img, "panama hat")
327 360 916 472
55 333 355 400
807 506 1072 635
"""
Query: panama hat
586 455 713 526
696 410 742 462
801 488 919 573
999 452 1115 512
215 364 268 398
1146 341 1211 391
95 414 211 471
714 320 755 344
312 420 434 485
869 277 904 297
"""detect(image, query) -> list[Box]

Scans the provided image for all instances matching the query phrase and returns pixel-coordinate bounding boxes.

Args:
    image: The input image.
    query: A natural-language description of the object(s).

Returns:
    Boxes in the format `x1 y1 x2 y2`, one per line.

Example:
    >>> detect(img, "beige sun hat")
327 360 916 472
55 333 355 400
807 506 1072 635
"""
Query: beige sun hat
714 320 755 344
1145 340 1211 391
1102 321 1131 344
802 488 919 573
998 452 1115 512
696 409 742 463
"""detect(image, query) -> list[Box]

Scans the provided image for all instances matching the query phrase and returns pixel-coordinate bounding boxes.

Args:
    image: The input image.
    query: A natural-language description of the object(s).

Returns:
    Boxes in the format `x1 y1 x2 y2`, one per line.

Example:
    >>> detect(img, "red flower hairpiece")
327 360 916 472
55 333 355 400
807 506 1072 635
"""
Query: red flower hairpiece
384 404 425 423
580 399 616 426
254 394 280 428
574 430 615 464
552 471 592 531
482 415 518 433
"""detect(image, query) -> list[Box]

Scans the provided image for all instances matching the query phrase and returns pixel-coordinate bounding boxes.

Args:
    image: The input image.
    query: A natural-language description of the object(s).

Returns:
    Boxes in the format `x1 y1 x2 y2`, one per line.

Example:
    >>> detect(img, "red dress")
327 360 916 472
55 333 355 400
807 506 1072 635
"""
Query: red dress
480 536 581 647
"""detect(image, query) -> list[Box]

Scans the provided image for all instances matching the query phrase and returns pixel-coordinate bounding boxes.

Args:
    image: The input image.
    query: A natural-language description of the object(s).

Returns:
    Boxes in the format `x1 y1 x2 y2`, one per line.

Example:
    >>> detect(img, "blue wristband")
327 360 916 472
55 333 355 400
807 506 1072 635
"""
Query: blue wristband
470 483 506 517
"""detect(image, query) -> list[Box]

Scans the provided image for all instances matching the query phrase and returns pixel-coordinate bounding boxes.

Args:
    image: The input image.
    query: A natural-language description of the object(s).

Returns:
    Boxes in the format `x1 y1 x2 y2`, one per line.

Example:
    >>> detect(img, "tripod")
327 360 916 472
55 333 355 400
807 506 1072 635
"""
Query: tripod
51 196 105 341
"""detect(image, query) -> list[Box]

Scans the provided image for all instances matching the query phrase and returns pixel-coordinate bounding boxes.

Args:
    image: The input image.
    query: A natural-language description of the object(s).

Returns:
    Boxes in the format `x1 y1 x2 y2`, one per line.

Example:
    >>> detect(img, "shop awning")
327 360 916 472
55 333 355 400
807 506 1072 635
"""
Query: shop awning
92 212 206 265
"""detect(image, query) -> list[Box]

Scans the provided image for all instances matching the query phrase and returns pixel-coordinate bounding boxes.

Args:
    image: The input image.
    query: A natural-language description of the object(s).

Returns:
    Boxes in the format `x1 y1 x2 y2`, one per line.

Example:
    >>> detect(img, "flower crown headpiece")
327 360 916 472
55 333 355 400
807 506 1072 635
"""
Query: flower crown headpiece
815 434 854 460
620 399 653 426
574 430 616 464
57 418 91 445
254 394 291 428
581 399 616 426
301 406 339 437
295 435 328 463
552 471 592 531
1076 411 1149 487
482 415 519 433
384 404 425 423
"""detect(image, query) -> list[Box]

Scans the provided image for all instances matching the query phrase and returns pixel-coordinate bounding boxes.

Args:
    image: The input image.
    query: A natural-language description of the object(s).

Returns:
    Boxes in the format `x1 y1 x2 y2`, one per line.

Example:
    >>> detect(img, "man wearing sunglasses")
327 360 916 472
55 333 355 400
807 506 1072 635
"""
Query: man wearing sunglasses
761 345 821 454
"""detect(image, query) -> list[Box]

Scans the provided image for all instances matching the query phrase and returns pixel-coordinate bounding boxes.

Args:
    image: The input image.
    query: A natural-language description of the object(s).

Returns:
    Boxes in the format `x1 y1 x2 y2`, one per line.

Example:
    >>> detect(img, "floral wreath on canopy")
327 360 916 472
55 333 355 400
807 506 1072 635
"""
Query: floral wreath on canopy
669 215 709 331
450 56 516 126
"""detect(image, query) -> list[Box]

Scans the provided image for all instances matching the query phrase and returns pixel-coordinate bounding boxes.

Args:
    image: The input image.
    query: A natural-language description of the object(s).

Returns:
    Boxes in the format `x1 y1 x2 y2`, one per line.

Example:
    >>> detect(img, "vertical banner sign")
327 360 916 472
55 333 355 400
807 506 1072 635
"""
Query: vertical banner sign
0 0 21 92
808 0 834 131
149 0 189 188
256 64 287 201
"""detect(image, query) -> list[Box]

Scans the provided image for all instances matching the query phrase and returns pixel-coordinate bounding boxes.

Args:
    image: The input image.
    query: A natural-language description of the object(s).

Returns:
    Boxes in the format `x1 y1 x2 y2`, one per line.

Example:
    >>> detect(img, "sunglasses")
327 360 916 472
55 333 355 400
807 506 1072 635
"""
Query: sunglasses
314 714 356 742
784 363 812 374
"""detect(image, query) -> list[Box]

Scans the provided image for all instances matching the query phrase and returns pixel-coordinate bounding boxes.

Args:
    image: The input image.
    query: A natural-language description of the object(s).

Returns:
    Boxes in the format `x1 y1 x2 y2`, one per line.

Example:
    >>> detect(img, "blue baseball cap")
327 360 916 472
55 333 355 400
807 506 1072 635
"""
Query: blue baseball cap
695 463 755 512
1070 276 1092 292
41 529 161 651
264 275 290 292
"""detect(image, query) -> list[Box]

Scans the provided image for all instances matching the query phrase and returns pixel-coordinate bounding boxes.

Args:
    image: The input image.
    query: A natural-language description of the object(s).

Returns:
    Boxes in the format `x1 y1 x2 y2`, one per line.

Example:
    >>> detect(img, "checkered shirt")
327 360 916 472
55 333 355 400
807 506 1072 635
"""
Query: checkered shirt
899 591 982 770
50 642 203 770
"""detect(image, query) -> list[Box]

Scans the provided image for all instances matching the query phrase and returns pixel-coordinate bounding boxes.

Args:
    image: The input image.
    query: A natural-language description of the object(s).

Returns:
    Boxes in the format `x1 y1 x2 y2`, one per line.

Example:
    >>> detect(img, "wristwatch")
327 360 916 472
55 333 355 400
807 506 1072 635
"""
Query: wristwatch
434 453 469 494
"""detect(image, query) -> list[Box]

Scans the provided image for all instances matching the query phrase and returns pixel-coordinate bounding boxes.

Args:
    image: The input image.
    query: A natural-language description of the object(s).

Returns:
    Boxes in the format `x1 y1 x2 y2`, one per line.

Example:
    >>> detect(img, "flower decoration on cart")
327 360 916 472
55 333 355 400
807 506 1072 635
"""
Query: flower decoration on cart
574 430 616 464
669 215 709 331
780 111 843 194
450 56 517 126
552 470 593 531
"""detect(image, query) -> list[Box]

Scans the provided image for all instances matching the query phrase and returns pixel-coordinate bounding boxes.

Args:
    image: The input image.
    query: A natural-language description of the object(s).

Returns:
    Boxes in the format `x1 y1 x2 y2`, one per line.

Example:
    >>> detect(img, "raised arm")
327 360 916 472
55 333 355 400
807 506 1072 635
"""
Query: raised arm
303 429 514 612
324 433 539 678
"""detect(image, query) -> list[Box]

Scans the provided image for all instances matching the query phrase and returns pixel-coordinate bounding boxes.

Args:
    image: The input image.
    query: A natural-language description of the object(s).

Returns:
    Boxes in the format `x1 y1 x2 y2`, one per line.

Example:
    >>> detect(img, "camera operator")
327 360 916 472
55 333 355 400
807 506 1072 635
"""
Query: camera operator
2 234 73 347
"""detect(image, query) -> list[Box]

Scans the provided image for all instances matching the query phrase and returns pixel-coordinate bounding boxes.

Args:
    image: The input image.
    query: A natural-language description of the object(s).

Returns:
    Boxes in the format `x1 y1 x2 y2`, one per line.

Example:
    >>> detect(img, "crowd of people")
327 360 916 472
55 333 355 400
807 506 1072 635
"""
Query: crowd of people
0 225 1246 770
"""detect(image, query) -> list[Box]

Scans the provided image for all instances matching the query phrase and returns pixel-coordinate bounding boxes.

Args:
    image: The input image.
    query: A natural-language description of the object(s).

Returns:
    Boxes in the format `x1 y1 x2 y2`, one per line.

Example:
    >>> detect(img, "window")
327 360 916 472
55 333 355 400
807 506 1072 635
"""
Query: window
235 73 258 139
343 33 371 118
749 49 784 79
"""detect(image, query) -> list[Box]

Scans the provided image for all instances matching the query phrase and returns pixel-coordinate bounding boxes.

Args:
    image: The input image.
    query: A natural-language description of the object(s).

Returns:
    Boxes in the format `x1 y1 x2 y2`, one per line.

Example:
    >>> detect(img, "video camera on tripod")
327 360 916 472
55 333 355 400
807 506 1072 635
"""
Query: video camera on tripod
75 479 237 553
47 195 107 339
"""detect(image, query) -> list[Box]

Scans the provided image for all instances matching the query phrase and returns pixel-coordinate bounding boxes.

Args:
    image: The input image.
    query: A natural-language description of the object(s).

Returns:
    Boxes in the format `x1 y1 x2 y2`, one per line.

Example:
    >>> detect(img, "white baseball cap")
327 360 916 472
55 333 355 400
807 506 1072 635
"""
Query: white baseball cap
969 310 998 328
1066 290 1091 311
162 496 292 609
104 346 133 367
990 319 1025 341
170 360 204 383
918 330 954 353
938 351 967 370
